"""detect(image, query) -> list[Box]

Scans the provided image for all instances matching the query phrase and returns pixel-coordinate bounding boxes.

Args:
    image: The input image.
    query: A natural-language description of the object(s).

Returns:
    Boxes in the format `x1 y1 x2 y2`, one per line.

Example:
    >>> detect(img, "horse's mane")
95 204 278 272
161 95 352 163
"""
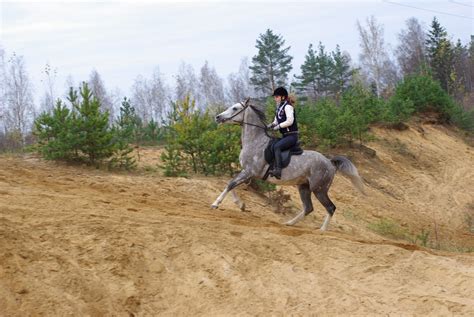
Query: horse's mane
249 104 267 123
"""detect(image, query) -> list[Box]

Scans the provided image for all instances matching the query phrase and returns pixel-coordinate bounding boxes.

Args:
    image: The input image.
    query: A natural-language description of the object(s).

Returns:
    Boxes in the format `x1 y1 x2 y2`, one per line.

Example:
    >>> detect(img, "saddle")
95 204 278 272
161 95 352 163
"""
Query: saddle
263 138 303 179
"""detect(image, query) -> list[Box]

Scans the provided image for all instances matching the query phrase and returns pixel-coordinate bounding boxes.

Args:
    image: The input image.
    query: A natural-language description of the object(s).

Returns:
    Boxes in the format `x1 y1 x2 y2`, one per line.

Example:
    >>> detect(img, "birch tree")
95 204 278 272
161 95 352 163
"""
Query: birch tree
3 53 35 140
132 67 169 124
227 57 255 102
175 62 199 103
396 17 428 76
40 63 58 112
88 69 114 119
198 61 225 112
357 16 399 96
0 47 6 133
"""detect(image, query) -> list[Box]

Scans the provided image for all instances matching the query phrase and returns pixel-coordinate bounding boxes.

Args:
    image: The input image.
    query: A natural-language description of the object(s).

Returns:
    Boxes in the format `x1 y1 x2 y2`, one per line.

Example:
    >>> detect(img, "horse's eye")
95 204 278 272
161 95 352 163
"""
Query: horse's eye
232 107 238 111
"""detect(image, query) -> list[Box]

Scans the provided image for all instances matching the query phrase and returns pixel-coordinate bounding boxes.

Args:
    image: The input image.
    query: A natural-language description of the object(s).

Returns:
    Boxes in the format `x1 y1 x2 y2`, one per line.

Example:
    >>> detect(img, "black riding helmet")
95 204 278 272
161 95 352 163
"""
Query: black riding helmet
272 87 288 98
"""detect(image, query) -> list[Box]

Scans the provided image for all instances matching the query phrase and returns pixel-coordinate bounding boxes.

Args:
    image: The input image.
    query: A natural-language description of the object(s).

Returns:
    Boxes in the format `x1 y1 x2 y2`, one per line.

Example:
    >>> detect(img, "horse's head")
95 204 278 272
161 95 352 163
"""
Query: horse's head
215 98 250 124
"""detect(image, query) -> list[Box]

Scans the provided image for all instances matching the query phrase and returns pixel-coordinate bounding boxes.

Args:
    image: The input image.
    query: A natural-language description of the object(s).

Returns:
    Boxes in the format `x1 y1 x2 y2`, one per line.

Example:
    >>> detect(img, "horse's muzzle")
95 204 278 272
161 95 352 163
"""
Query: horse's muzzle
215 115 225 124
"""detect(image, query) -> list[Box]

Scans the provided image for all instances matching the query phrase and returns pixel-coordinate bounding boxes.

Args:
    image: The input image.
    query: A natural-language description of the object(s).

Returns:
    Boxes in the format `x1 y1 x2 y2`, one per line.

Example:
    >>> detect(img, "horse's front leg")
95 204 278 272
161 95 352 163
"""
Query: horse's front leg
211 170 251 210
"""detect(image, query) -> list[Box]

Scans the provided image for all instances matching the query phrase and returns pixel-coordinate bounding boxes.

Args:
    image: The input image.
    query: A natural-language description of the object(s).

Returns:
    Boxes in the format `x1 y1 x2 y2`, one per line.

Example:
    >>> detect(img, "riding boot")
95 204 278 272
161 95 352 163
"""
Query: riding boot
272 151 282 179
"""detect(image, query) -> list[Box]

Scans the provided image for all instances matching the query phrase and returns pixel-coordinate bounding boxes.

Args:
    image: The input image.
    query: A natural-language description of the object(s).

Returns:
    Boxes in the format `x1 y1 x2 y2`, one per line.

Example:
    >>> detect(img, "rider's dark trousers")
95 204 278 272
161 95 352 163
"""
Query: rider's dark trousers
273 134 298 168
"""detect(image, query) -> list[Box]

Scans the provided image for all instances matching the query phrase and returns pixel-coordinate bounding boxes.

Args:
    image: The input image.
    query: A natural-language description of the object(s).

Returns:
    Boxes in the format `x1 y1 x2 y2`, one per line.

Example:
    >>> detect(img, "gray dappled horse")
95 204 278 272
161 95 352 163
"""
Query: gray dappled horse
212 98 365 231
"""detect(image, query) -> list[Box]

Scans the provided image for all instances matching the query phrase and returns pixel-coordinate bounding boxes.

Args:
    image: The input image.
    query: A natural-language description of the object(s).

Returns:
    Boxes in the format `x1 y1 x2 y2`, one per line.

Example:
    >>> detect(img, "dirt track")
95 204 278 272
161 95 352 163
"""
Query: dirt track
1 122 474 315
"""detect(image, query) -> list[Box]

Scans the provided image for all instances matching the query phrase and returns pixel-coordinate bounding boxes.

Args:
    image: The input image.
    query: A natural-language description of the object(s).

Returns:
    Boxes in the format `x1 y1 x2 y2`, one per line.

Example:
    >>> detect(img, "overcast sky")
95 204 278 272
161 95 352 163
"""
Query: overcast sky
0 0 472 104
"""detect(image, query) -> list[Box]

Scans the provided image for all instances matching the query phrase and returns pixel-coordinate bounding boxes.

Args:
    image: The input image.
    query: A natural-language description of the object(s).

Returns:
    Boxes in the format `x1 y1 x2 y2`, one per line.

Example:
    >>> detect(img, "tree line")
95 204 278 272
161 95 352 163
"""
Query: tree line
0 15 473 175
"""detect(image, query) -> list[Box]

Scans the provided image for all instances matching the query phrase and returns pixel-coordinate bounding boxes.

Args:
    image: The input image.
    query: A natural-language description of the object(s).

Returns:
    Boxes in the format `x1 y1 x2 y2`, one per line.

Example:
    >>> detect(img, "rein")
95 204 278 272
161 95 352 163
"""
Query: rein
233 102 272 138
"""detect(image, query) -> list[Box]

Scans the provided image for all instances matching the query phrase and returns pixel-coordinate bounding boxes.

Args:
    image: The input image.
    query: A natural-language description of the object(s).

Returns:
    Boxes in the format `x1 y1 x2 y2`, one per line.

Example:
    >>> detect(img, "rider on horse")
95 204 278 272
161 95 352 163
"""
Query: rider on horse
267 87 299 179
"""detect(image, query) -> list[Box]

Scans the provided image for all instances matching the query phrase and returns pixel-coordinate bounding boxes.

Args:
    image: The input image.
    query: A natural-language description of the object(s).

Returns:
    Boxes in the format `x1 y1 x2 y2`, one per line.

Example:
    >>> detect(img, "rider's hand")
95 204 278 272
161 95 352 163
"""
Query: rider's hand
266 123 276 129
273 124 280 131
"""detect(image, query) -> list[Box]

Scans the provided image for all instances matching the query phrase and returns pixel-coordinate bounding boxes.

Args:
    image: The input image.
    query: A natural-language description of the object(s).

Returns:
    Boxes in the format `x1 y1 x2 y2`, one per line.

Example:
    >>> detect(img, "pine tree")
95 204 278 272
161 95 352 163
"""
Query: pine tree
34 83 136 168
294 43 336 99
470 38 474 94
250 29 293 94
340 83 381 144
34 99 76 160
72 82 115 164
116 97 141 144
294 44 319 98
331 45 353 100
426 17 454 93
451 39 469 101
315 42 335 97
161 96 240 176
110 97 139 170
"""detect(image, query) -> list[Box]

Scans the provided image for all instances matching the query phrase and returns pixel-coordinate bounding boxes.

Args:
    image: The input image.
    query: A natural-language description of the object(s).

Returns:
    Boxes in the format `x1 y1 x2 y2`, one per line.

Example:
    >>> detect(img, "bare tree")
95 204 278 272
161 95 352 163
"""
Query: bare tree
131 67 169 124
149 68 170 122
396 17 428 76
131 75 151 123
109 86 125 121
3 53 35 141
175 62 199 103
198 61 225 113
40 63 58 113
62 74 76 100
0 47 6 133
227 57 256 102
88 69 114 119
357 16 399 96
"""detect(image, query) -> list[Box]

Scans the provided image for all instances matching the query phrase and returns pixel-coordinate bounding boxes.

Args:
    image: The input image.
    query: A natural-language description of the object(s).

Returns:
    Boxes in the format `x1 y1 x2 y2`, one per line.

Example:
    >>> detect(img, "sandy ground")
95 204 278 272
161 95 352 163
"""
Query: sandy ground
1 121 473 316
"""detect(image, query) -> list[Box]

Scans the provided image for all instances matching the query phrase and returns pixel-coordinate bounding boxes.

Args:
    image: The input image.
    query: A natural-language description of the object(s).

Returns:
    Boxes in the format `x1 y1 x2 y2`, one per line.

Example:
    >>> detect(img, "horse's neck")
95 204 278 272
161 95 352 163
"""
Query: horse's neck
241 109 269 152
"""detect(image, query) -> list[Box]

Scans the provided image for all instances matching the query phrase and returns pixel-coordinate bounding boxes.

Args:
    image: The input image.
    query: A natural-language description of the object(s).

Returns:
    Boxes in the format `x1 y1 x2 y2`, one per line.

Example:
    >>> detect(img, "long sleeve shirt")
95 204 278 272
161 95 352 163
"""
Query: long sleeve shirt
272 104 295 129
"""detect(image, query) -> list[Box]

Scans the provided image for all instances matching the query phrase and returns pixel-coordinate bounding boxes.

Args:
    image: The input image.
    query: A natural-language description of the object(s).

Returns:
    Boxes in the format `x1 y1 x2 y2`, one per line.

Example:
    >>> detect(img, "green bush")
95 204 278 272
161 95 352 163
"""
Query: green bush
140 120 166 145
368 218 409 240
161 96 240 176
298 98 344 148
161 143 187 177
35 99 77 161
298 84 380 148
393 75 452 114
386 74 474 131
312 98 346 147
339 84 382 144
448 106 474 132
384 96 415 124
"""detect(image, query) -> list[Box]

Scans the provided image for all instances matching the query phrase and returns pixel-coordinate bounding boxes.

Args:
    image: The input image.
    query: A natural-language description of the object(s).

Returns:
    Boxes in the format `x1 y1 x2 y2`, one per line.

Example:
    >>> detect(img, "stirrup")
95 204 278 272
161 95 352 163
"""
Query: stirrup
270 168 282 179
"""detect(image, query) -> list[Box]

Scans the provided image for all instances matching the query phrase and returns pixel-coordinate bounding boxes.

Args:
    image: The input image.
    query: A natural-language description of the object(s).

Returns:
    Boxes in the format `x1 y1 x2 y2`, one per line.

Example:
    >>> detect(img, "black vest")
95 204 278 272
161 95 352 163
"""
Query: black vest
276 101 298 135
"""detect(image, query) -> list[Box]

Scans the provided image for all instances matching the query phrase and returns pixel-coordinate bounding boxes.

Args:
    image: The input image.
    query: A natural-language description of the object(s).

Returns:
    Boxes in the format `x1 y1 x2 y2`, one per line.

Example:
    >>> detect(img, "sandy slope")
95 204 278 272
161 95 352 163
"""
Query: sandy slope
0 121 473 315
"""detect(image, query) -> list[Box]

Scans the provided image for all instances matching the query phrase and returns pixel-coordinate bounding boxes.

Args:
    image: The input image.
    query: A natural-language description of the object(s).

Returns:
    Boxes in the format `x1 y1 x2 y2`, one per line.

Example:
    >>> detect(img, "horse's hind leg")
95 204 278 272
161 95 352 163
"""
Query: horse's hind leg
314 190 336 231
285 184 313 226
231 190 246 212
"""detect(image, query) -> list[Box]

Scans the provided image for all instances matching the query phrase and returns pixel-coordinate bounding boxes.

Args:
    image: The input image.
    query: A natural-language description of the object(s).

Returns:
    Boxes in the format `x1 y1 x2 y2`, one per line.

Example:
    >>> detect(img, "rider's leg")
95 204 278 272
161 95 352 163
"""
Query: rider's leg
270 134 297 179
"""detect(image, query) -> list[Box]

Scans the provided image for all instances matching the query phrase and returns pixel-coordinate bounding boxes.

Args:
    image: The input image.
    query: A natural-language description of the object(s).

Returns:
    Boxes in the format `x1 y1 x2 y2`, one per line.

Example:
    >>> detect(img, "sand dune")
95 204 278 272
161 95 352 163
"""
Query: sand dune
1 121 473 315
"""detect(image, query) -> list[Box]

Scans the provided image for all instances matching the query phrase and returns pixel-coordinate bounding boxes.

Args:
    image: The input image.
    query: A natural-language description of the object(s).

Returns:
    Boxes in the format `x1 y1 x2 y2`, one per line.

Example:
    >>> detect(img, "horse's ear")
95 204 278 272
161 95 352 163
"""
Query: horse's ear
244 97 250 105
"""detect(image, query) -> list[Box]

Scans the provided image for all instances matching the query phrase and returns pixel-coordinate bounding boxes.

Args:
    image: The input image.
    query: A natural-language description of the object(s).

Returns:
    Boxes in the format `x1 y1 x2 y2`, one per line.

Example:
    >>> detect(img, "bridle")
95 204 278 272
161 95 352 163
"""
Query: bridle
224 100 272 138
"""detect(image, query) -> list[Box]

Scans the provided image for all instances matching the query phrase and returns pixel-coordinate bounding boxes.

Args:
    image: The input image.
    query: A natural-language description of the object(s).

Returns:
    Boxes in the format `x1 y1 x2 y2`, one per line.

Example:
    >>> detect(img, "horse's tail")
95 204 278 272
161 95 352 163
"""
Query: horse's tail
330 155 366 195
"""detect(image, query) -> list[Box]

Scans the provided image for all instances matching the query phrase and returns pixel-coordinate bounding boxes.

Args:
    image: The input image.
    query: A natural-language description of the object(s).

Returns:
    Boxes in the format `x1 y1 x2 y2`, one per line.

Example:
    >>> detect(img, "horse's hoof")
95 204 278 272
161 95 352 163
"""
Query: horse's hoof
211 204 219 209
239 203 246 212
284 221 295 226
